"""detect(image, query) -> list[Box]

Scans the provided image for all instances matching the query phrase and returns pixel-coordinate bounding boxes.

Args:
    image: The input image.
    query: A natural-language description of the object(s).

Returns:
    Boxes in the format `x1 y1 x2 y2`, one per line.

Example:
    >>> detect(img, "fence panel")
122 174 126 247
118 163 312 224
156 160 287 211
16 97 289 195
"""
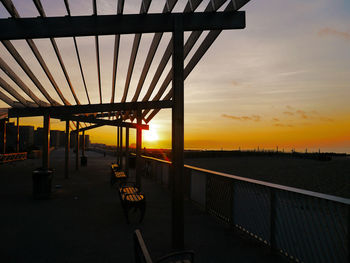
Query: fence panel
190 170 206 207
140 155 349 263
233 181 271 244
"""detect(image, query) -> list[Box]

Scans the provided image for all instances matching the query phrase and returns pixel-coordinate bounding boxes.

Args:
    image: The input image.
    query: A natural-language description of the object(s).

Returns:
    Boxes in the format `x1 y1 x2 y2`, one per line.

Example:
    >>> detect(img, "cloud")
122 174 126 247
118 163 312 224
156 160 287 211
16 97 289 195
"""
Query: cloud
231 80 239 86
318 28 350 41
296 110 308 119
283 111 294 116
222 114 261 122
286 105 294 110
320 117 334 122
274 123 293 127
273 118 279 122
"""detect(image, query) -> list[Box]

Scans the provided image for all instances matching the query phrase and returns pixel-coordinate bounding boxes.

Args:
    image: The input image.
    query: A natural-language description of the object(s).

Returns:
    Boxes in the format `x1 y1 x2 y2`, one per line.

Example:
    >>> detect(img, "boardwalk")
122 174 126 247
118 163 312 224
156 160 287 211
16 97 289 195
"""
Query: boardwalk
1 149 283 263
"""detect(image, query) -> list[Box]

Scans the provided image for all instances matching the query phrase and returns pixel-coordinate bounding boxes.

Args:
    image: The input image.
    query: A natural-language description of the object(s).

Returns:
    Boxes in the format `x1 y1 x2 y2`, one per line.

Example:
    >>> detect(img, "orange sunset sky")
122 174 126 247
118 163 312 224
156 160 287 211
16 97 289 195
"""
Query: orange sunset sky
1 0 349 153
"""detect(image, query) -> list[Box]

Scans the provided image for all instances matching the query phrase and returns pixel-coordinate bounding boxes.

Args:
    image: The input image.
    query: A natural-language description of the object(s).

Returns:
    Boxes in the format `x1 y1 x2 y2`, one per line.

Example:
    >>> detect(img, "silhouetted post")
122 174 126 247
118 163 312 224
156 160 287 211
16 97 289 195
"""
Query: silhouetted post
171 18 184 249
136 110 142 187
42 113 50 170
125 127 129 177
117 126 119 164
120 126 123 169
16 117 19 152
1 119 6 153
64 120 69 179
82 131 85 157
75 121 79 170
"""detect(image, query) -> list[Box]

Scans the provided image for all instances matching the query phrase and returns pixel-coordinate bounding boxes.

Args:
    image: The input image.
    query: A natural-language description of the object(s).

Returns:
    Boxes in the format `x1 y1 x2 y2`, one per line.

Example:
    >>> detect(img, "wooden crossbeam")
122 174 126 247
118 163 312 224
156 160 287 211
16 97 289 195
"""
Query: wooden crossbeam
0 11 245 40
8 100 172 117
56 115 149 130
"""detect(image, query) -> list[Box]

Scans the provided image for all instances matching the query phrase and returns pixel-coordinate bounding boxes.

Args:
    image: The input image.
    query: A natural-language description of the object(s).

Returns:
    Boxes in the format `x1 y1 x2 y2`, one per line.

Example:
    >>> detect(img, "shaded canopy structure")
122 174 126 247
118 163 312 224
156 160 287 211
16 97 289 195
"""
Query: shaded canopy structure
0 0 249 248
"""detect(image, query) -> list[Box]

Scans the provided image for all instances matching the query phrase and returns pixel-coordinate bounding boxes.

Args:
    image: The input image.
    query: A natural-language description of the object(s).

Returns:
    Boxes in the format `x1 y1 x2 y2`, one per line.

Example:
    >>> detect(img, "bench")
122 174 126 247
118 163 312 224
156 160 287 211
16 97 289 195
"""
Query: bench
118 182 146 223
134 229 194 263
110 163 127 186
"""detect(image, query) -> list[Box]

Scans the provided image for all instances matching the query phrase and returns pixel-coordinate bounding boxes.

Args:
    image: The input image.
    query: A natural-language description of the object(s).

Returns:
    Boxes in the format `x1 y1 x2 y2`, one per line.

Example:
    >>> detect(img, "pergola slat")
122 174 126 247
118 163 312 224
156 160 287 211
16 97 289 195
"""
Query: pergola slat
140 0 202 104
0 89 17 107
141 0 228 118
145 0 250 122
0 76 28 106
1 40 58 105
0 57 46 106
93 0 102 104
33 0 81 105
64 0 91 104
121 0 152 103
110 0 125 103
1 0 71 105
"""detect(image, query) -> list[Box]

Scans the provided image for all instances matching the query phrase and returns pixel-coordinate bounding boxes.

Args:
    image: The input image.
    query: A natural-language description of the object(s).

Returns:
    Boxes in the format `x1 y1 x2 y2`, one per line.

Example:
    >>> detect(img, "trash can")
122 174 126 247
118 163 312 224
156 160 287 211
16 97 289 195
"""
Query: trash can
32 168 53 199
81 156 87 166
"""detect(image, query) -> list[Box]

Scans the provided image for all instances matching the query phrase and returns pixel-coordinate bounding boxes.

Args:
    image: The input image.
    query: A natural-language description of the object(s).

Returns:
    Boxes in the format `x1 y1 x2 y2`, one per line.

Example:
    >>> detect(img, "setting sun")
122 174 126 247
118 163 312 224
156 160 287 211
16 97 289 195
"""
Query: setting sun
144 126 159 142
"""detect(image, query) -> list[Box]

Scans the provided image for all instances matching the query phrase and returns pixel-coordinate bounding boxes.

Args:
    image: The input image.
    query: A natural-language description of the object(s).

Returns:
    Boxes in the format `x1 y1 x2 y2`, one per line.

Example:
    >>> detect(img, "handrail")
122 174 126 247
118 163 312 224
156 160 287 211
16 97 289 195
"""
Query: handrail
140 155 350 205
0 152 27 164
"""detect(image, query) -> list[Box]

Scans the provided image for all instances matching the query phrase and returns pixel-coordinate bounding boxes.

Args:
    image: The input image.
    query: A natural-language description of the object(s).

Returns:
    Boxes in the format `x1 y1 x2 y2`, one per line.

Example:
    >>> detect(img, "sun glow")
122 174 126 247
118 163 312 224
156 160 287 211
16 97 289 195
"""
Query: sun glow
144 125 159 142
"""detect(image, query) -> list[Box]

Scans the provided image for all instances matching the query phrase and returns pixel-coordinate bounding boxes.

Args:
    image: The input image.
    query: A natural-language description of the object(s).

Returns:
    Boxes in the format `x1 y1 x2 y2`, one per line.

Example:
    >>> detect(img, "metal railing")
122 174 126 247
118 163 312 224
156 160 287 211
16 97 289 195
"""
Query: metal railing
139 155 350 263
0 152 27 164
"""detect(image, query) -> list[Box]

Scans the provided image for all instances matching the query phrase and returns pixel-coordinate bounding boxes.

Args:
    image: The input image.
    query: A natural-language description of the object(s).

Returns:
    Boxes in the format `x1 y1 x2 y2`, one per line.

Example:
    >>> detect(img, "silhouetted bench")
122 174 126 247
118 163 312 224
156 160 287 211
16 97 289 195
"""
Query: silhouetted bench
134 229 194 263
110 163 127 186
118 182 146 223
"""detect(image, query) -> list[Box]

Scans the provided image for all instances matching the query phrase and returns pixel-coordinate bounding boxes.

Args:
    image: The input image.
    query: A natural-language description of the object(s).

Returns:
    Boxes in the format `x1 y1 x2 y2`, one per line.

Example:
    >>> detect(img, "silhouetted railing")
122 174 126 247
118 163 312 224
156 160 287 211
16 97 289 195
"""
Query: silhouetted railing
140 155 350 263
0 152 27 164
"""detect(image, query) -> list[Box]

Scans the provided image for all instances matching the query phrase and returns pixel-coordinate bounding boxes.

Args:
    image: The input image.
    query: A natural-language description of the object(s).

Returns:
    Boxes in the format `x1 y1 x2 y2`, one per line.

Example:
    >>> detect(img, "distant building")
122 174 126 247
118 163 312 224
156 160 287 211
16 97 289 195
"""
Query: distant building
34 128 43 147
19 126 34 151
50 130 65 147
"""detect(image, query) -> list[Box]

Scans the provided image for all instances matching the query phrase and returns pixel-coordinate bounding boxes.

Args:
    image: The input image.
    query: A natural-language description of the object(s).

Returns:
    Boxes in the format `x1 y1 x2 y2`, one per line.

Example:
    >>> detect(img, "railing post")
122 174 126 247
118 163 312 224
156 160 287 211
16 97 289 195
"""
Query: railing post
136 110 142 187
42 113 50 170
270 188 276 252
120 126 123 169
82 131 85 157
171 16 184 249
75 121 79 171
117 126 120 163
125 127 129 177
2 119 6 154
65 120 69 179
16 117 19 152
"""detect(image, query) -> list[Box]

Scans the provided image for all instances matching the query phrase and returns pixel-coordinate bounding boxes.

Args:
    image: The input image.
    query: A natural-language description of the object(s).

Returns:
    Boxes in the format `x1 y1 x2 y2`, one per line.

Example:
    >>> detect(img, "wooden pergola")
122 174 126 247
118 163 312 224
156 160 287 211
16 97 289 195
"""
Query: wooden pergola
0 0 249 248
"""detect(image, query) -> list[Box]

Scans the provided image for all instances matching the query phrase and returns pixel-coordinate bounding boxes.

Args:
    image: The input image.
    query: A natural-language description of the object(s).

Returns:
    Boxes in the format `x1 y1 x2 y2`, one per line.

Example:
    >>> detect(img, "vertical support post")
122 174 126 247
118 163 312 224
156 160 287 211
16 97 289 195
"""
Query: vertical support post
16 117 19 152
125 127 129 177
82 131 85 157
65 120 70 179
42 113 50 170
120 126 123 169
75 121 79 171
171 17 184 249
117 126 120 164
136 110 142 187
2 119 7 154
270 188 276 252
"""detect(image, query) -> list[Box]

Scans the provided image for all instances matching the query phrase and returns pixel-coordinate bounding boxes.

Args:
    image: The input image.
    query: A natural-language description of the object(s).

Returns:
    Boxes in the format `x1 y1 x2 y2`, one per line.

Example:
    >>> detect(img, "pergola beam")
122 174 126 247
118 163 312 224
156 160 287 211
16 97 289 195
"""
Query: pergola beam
8 100 172 118
0 11 245 40
65 116 149 131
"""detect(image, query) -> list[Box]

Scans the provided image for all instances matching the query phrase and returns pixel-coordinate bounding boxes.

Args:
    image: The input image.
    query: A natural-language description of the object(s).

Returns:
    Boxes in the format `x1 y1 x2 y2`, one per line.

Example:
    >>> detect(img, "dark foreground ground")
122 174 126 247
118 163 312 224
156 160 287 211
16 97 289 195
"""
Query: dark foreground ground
186 156 350 198
0 149 283 263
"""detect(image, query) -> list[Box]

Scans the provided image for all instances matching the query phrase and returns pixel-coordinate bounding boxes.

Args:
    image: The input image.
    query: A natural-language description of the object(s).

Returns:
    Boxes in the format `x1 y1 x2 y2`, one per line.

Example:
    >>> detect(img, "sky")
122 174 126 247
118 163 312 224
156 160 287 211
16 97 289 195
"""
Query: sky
0 0 349 153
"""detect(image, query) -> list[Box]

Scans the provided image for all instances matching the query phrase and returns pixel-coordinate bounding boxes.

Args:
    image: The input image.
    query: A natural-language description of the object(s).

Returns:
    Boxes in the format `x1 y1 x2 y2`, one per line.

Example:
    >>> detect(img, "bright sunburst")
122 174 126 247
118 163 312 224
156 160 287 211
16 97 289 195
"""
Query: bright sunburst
144 125 159 142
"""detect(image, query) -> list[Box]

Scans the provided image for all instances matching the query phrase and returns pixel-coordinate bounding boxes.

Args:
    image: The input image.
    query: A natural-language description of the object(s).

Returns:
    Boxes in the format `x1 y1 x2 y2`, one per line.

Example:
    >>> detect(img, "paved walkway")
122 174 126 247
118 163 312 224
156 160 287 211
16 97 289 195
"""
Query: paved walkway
0 148 284 262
